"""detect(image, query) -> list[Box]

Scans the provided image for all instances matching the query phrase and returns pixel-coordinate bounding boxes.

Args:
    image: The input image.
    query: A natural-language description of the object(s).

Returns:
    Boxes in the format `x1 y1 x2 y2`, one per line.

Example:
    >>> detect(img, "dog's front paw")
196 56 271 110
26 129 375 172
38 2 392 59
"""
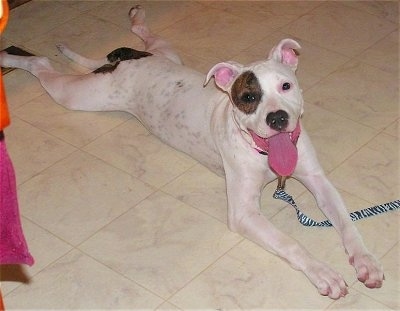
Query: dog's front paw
350 253 384 289
305 261 348 299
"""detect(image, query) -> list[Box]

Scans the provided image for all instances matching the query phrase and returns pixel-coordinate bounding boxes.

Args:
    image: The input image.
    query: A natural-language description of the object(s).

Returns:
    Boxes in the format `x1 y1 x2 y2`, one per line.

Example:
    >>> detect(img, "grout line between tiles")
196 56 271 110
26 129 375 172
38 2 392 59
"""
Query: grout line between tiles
326 130 394 206
163 237 244 304
73 188 243 302
3 245 75 299
75 247 167 303
155 299 182 311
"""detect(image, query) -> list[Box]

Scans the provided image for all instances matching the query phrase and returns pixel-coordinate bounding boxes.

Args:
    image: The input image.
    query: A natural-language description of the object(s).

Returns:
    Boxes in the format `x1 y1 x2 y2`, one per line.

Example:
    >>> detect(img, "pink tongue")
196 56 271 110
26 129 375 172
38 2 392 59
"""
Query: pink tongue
268 132 298 176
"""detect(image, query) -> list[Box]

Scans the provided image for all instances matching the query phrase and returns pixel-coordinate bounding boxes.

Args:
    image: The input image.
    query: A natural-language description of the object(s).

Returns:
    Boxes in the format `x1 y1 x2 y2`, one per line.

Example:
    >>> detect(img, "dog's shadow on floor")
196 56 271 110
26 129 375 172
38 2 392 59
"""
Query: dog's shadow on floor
0 265 31 284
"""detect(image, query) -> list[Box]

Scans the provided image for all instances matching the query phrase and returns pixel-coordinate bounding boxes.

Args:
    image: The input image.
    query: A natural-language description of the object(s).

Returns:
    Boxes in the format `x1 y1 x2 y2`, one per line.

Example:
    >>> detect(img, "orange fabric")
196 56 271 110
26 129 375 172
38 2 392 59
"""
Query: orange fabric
0 74 10 130
0 288 4 310
0 0 8 32
0 0 10 130
0 291 4 310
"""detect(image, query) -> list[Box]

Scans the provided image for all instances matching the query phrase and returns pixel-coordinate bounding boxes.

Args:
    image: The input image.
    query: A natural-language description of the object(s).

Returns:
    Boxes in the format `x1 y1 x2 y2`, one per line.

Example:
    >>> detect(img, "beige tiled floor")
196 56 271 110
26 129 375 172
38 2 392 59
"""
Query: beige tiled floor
1 1 399 309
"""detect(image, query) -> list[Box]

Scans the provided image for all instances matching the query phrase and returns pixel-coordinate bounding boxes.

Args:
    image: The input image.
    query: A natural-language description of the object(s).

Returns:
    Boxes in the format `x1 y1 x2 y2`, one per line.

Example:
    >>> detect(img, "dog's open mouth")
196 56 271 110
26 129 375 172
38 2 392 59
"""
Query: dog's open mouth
249 121 301 177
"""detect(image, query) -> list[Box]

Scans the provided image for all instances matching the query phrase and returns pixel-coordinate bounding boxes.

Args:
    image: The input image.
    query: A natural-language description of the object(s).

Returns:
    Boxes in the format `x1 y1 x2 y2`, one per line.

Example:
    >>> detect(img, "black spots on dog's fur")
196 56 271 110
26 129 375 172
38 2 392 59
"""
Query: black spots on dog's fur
231 71 263 114
176 80 184 88
93 47 153 74
107 47 153 62
93 62 121 74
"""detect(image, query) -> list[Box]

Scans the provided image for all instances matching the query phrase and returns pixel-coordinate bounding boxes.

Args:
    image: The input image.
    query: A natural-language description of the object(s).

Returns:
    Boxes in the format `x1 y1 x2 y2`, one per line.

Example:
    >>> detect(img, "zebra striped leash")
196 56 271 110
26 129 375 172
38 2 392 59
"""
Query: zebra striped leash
273 177 400 227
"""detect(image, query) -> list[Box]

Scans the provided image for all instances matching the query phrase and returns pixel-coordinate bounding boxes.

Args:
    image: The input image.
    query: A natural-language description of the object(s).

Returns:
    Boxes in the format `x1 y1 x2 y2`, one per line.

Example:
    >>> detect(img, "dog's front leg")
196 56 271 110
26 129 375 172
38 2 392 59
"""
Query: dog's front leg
294 130 384 289
224 163 348 299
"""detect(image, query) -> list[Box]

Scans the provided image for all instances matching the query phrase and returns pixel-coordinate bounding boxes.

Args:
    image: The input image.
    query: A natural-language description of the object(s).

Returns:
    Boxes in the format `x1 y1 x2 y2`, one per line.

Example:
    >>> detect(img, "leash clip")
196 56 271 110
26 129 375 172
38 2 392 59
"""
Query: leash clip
277 176 287 190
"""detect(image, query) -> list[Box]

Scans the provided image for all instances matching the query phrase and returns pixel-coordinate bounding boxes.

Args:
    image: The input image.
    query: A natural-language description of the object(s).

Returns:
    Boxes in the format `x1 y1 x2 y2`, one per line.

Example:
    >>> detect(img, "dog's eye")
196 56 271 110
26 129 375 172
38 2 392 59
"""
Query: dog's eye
282 82 291 91
241 92 257 103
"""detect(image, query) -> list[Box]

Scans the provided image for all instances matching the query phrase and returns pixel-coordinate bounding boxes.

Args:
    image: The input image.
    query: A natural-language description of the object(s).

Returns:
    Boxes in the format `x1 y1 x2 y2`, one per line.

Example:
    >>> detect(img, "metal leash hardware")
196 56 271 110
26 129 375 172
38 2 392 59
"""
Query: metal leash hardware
277 175 287 190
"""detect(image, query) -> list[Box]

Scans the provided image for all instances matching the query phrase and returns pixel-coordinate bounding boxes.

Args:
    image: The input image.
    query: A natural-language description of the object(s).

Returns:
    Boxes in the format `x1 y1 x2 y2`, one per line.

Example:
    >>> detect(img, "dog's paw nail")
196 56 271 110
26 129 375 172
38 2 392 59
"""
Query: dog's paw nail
56 43 65 52
129 5 142 17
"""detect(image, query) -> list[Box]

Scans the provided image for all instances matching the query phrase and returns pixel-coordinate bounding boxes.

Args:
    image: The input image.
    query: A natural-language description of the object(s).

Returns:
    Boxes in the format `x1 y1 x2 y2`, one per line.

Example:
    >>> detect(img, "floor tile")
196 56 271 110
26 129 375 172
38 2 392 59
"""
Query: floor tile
301 103 378 172
291 40 351 90
0 37 13 51
4 249 163 309
90 1 204 33
359 30 399 75
79 191 242 299
83 118 196 188
18 150 155 246
204 1 321 30
304 60 399 131
3 1 82 43
343 1 399 23
177 51 214 75
157 301 181 310
282 2 397 57
162 164 227 223
384 119 399 138
230 31 289 65
4 117 76 184
159 7 276 63
170 240 332 310
2 70 45 111
329 133 399 204
14 93 131 148
59 0 104 13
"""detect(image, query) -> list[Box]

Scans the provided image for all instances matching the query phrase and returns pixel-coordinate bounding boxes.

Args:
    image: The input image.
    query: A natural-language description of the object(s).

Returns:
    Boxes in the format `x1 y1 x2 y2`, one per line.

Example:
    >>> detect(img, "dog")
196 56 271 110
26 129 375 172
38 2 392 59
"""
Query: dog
0 5 384 299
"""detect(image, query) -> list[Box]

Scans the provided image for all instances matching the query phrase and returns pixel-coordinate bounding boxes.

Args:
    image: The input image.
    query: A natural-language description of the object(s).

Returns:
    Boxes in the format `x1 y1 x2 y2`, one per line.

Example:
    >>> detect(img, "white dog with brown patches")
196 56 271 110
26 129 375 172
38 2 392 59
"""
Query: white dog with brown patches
0 5 384 299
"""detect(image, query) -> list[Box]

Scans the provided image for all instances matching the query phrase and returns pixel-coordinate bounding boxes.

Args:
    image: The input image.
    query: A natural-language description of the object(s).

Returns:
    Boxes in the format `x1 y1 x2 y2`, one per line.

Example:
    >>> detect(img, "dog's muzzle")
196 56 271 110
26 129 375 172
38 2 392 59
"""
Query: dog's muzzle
266 110 289 131
249 121 301 177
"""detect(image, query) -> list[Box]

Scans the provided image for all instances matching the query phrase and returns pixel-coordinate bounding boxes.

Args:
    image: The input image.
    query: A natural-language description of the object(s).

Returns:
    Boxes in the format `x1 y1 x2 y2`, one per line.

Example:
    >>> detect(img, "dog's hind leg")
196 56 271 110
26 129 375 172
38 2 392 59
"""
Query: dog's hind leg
56 5 182 69
56 43 109 70
0 52 114 112
129 5 182 65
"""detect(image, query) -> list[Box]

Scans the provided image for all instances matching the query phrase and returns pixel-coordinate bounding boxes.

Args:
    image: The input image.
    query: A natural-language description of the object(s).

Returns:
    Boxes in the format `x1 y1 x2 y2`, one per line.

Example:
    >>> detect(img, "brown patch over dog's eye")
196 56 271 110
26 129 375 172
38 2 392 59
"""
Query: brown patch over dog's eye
231 71 262 114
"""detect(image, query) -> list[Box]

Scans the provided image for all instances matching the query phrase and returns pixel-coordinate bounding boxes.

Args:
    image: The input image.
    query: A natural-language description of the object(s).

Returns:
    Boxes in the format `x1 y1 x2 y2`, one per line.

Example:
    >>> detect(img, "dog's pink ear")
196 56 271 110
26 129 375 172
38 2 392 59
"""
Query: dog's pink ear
205 62 242 91
268 39 301 71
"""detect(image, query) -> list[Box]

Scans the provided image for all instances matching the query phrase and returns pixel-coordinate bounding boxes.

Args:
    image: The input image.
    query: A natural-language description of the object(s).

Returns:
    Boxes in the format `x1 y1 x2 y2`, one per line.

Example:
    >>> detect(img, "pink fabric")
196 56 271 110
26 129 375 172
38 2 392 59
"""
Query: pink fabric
0 139 34 266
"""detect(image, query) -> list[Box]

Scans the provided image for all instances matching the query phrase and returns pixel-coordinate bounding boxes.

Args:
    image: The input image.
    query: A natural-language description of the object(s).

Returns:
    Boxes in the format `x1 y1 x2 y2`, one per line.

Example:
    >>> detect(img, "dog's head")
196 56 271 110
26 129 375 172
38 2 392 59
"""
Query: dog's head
205 38 303 139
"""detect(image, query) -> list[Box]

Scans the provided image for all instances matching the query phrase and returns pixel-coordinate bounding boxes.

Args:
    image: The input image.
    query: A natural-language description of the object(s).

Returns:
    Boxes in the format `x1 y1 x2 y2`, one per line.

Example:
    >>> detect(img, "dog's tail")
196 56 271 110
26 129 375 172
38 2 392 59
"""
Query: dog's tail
56 43 109 70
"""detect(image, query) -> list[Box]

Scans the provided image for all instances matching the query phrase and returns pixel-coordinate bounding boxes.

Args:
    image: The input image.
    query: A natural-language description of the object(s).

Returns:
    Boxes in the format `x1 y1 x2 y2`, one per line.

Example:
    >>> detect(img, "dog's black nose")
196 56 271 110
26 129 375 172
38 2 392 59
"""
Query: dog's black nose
266 110 289 131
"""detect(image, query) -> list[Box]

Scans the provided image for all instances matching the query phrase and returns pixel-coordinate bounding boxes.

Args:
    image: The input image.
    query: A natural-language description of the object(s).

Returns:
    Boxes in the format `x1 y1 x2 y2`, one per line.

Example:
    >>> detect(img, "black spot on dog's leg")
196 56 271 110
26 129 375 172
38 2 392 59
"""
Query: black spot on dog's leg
93 61 120 74
107 47 153 63
93 47 153 74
